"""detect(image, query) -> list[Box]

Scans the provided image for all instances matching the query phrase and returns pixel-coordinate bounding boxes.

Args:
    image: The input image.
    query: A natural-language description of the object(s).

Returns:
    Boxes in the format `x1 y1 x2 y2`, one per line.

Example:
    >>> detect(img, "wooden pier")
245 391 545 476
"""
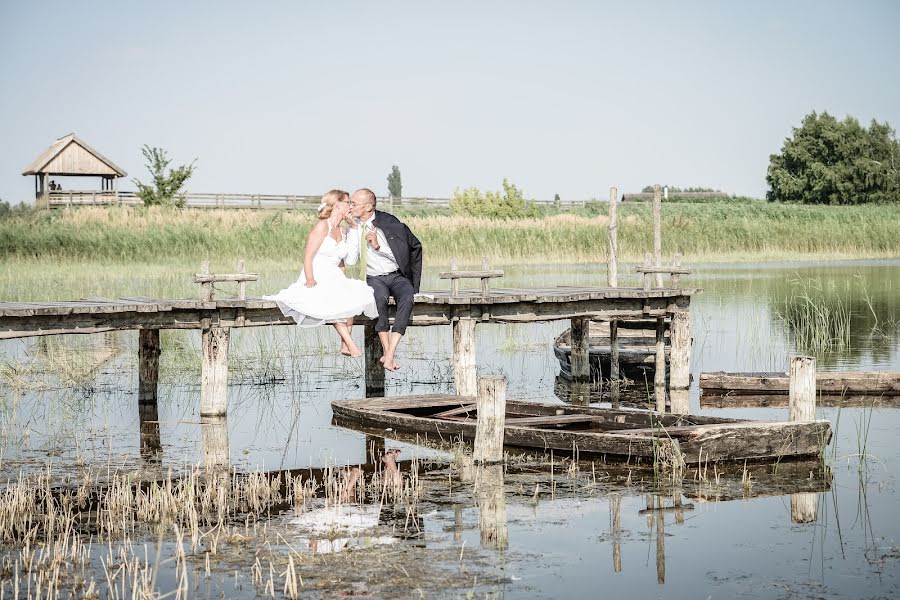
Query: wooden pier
0 285 697 416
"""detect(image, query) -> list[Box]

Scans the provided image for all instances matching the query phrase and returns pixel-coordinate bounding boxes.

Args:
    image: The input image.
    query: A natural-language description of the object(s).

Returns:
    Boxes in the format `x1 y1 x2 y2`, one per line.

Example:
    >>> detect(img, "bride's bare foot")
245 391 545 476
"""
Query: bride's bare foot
341 342 362 358
340 341 351 356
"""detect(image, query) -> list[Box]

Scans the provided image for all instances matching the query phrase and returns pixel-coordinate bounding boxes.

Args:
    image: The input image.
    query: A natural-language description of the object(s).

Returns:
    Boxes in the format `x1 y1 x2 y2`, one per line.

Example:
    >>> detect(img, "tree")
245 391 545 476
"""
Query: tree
387 165 402 199
133 145 197 207
767 111 900 204
449 178 541 219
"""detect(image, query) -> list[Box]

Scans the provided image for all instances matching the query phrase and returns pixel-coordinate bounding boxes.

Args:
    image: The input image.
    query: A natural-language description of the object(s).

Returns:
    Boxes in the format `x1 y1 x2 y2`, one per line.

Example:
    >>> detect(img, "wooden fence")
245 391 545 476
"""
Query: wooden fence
46 190 596 210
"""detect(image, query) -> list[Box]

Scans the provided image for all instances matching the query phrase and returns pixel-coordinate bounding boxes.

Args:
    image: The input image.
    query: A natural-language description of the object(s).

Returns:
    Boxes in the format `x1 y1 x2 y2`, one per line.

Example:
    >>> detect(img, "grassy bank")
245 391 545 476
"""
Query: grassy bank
1 203 899 265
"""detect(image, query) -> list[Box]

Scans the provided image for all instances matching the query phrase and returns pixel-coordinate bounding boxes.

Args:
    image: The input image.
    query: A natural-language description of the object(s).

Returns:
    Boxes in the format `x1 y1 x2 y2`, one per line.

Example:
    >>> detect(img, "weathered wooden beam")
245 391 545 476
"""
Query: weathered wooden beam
364 321 384 394
654 318 667 412
452 318 477 396
200 327 230 416
669 311 691 394
700 371 900 396
570 317 590 382
473 375 507 465
789 356 816 423
138 328 160 405
438 270 505 280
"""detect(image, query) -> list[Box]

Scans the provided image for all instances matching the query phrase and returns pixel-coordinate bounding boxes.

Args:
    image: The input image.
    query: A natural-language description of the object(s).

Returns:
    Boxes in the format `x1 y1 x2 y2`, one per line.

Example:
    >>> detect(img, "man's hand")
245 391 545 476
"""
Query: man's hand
305 278 316 288
366 229 379 250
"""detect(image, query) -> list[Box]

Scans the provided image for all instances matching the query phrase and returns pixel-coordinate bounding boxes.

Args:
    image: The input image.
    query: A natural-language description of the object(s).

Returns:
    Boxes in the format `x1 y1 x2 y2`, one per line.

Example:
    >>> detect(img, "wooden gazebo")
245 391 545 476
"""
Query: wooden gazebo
22 133 127 208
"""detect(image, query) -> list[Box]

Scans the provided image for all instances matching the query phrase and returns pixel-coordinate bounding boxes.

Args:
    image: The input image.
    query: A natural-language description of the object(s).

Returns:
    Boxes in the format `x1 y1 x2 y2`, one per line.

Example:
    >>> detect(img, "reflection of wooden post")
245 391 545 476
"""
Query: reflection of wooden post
789 356 816 422
610 493 622 573
570 380 590 405
570 317 590 382
201 416 230 470
474 375 507 465
364 321 385 395
476 465 508 550
791 493 817 523
674 493 685 525
654 319 667 412
138 400 161 462
452 318 477 396
608 186 620 405
138 328 161 405
200 327 230 416
655 496 665 584
453 504 463 541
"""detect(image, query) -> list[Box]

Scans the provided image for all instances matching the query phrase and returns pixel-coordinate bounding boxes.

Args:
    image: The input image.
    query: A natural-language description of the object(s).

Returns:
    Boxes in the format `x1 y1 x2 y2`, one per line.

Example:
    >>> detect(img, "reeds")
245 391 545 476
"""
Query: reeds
775 275 852 357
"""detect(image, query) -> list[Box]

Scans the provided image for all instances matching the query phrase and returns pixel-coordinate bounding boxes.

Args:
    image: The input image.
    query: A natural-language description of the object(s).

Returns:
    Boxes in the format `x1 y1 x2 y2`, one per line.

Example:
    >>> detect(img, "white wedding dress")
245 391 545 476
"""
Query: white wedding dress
264 223 378 327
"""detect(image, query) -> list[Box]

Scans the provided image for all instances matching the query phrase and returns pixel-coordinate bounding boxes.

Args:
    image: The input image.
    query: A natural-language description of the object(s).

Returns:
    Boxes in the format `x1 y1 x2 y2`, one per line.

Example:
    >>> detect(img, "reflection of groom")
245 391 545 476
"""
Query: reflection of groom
345 188 422 371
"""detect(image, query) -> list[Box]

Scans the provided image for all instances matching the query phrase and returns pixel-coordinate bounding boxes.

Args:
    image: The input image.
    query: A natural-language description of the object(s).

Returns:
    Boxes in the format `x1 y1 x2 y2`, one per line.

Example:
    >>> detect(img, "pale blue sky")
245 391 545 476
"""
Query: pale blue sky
1 1 898 203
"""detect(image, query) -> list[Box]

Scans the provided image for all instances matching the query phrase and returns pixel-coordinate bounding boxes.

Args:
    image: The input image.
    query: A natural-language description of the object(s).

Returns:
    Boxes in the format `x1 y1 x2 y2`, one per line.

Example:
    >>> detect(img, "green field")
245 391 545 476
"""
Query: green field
1 202 899 267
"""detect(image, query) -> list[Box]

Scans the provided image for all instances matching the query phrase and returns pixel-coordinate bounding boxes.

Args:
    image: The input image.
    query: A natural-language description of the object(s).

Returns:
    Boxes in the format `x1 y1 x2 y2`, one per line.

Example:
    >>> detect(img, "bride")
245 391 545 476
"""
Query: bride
264 189 378 357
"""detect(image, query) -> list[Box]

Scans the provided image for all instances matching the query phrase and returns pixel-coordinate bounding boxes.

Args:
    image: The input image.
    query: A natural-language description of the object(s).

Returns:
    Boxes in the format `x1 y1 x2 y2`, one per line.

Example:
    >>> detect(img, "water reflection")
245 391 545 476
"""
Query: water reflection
201 416 230 470
476 465 508 551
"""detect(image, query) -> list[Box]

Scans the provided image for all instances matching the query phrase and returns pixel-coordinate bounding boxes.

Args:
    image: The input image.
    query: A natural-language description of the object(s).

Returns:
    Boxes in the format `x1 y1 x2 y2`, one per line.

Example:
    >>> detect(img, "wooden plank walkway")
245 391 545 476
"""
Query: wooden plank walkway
0 286 698 339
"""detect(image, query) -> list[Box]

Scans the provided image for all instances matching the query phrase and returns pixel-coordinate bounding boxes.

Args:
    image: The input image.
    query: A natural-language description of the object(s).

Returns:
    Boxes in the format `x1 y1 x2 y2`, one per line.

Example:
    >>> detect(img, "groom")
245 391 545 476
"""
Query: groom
345 188 422 371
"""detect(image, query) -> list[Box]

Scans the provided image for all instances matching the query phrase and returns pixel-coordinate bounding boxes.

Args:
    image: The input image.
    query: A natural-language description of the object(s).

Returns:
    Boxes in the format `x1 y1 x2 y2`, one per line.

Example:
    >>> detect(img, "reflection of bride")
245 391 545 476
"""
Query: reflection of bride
263 189 378 357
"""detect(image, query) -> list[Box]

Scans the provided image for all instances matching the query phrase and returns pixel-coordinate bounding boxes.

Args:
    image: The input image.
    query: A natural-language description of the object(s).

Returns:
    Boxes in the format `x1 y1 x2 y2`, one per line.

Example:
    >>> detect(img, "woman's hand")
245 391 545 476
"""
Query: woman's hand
305 278 316 288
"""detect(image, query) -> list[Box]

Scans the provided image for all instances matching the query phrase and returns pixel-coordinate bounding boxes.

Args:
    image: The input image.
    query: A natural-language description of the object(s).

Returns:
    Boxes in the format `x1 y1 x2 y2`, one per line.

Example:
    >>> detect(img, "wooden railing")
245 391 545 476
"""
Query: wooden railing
46 190 597 210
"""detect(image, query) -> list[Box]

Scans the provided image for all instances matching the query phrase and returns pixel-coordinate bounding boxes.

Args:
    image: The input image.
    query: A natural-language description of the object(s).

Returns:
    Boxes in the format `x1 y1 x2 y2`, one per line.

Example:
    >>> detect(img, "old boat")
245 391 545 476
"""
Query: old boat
554 320 668 381
331 394 831 464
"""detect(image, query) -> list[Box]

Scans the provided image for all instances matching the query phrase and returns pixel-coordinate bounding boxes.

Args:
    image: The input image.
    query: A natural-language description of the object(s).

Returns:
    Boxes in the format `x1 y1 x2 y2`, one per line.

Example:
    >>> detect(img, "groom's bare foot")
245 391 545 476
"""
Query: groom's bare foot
382 355 400 371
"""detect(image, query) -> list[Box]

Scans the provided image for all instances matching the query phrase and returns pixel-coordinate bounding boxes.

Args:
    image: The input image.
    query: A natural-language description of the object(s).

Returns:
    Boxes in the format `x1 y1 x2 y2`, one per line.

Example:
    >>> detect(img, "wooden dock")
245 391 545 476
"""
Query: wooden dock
0 285 697 419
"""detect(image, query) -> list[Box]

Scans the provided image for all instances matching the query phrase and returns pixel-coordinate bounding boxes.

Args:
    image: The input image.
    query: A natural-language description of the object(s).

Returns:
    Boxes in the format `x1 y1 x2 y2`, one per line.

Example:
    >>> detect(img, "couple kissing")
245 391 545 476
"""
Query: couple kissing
264 188 422 371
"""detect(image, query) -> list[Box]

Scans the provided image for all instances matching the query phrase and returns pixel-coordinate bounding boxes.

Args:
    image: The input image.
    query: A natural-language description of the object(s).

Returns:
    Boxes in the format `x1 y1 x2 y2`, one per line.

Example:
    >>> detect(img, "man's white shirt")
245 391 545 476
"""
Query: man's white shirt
344 214 400 277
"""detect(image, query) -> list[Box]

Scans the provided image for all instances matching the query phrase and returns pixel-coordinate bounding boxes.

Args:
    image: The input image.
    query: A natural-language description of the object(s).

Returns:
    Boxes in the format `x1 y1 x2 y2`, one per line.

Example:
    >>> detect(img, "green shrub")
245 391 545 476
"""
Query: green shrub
449 179 541 219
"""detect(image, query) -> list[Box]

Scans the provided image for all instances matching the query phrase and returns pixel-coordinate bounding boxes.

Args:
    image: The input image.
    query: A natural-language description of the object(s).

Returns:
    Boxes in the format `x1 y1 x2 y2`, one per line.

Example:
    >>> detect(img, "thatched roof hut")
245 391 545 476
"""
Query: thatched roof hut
23 134 127 208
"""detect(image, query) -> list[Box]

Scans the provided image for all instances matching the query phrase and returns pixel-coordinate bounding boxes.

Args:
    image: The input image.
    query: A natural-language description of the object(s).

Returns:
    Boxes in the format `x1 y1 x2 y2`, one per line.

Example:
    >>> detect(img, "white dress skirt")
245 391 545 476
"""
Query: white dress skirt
264 228 378 327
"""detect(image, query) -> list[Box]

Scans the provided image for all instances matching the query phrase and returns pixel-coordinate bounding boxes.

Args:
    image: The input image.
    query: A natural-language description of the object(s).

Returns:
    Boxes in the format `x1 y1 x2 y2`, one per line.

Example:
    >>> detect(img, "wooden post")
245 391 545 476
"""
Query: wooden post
200 327 230 416
201 416 231 470
654 318 667 412
452 318 477 396
199 260 213 302
237 259 247 300
476 465 508 550
480 257 491 296
364 321 385 394
570 317 590 382
138 399 161 462
669 253 683 288
669 311 691 395
450 258 459 296
138 328 161 405
608 187 620 405
473 375 507 465
789 356 816 422
653 184 663 288
643 252 653 291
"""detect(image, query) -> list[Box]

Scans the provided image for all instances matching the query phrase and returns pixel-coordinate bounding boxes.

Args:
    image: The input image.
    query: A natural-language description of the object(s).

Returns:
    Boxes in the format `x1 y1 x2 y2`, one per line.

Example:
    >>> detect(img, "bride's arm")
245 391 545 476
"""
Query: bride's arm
303 220 328 287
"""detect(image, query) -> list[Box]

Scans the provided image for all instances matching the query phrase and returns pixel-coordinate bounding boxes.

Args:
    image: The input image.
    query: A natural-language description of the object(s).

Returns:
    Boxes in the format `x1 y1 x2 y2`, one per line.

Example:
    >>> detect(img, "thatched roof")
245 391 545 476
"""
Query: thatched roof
22 133 126 177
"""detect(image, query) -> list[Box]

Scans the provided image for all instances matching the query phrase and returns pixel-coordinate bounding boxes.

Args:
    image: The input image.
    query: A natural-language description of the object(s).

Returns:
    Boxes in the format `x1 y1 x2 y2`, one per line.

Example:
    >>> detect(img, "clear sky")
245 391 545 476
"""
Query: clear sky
1 1 898 203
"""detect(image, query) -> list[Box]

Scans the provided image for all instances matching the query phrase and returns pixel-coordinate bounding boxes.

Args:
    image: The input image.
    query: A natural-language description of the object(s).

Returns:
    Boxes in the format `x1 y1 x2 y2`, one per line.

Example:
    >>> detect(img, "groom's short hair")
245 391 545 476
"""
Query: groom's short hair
355 188 377 208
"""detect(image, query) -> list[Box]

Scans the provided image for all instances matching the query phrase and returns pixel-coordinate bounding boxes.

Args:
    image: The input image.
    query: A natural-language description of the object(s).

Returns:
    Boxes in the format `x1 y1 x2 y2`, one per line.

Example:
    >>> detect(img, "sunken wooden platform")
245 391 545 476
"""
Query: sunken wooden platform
331 394 832 464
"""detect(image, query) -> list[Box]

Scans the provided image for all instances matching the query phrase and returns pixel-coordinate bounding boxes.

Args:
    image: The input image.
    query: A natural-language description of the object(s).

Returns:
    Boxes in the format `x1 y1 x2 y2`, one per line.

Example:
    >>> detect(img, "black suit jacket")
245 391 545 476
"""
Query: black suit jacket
373 210 423 293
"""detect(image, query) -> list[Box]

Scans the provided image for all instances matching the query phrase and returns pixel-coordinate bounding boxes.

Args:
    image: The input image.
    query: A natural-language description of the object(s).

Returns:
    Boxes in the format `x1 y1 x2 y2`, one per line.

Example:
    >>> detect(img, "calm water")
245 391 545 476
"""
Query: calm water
1 259 898 598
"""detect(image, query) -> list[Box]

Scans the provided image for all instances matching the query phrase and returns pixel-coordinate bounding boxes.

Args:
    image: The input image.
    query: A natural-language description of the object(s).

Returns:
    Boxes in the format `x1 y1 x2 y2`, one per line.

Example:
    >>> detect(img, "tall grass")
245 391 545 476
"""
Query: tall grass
1 202 899 264
774 276 853 357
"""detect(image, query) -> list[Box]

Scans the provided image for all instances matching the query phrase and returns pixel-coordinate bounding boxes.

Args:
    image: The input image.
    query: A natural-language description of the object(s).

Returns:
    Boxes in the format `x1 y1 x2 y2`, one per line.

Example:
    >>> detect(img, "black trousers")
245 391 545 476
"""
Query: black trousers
367 272 414 335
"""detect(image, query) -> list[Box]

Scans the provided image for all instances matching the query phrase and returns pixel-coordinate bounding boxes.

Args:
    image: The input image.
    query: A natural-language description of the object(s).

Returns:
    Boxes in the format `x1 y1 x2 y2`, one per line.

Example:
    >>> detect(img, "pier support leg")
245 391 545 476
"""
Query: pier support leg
138 400 161 462
790 493 818 524
452 318 477 396
138 328 160 405
474 375 507 465
789 355 816 423
654 319 667 412
200 327 230 416
364 321 385 395
609 321 620 407
669 311 691 414
570 317 590 382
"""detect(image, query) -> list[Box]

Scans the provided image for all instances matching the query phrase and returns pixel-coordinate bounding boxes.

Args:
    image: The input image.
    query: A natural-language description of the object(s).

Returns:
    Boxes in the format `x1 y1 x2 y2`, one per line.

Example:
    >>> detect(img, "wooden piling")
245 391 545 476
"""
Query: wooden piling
138 328 160 405
450 258 460 297
473 375 507 465
790 493 817 523
655 318 667 412
452 318 477 396
669 311 691 392
608 187 620 405
789 356 816 422
364 321 385 394
570 317 590 382
653 184 663 288
200 327 230 416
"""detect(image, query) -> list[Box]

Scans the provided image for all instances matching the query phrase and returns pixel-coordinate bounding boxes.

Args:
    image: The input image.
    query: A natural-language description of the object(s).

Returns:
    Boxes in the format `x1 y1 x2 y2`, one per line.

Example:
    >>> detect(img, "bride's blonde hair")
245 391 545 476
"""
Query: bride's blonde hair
317 189 349 219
